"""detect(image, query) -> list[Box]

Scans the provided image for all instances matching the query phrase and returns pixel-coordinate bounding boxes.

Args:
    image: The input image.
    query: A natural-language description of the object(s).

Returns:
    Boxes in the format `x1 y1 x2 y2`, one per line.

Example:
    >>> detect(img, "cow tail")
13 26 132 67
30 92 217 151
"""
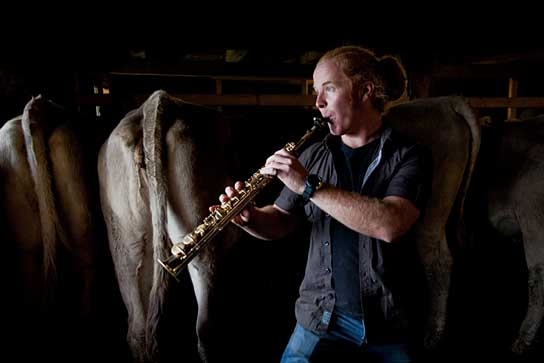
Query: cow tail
142 90 172 359
21 96 69 297
452 96 482 249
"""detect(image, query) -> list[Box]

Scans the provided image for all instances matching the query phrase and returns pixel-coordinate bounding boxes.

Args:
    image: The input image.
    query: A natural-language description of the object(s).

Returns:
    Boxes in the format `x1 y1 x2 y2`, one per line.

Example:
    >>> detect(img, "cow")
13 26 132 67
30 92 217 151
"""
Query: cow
491 116 544 358
97 89 241 363
462 115 544 359
383 95 481 355
0 95 100 360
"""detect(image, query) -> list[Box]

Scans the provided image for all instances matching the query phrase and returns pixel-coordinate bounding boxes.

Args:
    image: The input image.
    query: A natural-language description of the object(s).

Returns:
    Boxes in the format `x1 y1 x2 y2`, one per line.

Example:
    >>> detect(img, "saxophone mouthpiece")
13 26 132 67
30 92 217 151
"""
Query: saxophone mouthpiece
313 116 328 129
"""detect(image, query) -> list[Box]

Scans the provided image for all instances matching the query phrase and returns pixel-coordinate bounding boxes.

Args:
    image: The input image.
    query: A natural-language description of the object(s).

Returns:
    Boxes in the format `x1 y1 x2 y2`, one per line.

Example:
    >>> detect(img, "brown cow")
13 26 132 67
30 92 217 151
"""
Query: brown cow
384 95 481 353
98 90 240 362
0 95 99 360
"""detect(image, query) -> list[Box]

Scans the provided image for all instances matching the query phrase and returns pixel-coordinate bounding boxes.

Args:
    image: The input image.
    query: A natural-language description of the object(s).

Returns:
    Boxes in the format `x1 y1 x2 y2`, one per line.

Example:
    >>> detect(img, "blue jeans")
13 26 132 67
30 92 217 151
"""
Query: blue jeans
281 312 412 363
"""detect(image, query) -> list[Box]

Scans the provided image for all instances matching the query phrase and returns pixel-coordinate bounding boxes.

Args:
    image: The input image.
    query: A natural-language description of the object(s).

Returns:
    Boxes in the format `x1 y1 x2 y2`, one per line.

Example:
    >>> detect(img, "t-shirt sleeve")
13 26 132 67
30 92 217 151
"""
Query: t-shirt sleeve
385 143 433 212
274 184 300 213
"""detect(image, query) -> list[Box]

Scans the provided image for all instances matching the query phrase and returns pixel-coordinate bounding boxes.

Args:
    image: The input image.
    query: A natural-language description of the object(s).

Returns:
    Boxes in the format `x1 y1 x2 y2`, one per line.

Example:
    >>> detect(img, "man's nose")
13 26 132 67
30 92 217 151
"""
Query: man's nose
315 93 326 108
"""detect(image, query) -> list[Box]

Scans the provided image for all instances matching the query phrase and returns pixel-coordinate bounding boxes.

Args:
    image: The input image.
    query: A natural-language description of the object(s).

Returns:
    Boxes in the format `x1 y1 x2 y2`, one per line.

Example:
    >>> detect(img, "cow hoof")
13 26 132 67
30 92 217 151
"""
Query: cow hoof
511 338 530 356
424 328 445 352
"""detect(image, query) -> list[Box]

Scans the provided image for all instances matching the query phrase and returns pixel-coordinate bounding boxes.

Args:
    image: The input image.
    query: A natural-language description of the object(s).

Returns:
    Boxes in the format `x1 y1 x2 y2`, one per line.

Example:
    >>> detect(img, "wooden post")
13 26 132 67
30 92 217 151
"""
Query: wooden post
215 79 222 96
507 77 518 120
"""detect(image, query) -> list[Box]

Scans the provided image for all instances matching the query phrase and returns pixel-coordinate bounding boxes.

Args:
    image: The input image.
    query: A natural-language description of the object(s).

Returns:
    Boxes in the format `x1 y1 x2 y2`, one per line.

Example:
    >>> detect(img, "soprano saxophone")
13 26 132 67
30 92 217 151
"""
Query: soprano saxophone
158 116 327 280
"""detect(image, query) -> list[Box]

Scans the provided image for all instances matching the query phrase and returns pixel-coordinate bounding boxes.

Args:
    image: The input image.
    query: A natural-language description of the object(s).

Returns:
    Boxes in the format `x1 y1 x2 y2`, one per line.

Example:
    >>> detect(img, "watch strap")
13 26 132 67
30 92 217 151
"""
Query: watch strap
302 174 323 203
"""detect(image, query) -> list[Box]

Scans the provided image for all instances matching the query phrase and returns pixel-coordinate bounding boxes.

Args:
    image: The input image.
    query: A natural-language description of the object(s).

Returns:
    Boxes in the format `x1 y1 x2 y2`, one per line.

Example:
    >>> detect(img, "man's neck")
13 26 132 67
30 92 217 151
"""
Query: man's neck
342 116 382 148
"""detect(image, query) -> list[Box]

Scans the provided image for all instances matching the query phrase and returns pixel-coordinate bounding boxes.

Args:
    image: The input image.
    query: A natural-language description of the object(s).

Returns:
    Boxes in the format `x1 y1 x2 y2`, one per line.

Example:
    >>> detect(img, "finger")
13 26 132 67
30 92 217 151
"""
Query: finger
275 148 291 157
240 208 251 221
225 186 238 197
263 154 274 165
235 181 245 191
234 212 249 227
219 194 229 203
260 166 277 176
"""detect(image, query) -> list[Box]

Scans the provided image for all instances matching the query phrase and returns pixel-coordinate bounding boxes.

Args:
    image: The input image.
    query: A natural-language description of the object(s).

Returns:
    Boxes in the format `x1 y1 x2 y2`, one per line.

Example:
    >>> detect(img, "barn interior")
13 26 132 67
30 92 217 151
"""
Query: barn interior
1 22 543 363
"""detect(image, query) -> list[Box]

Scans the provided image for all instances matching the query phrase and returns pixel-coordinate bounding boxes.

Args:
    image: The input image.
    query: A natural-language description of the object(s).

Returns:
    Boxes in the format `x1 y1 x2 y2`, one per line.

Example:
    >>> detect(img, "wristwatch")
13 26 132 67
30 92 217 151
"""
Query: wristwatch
302 174 323 203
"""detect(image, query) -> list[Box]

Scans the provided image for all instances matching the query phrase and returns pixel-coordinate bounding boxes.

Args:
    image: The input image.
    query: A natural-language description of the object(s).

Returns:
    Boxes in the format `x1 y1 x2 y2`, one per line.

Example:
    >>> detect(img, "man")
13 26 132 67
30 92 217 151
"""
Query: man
217 45 432 363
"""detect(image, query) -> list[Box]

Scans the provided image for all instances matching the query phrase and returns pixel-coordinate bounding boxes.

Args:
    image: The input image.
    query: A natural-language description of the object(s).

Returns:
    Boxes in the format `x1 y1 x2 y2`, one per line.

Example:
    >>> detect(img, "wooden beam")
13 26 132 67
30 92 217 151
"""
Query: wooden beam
428 64 539 79
110 69 312 84
78 94 544 109
468 97 544 108
171 94 316 106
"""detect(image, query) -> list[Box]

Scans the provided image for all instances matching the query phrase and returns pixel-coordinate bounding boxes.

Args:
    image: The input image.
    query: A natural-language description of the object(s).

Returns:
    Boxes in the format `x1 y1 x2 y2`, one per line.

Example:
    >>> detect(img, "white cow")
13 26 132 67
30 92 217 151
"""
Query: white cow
384 96 481 353
0 95 98 359
98 90 240 362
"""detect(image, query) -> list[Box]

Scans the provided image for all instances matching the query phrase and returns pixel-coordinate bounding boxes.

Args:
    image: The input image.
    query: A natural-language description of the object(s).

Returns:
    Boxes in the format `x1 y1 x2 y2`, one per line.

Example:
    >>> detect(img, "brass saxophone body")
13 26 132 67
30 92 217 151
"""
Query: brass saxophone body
158 116 327 280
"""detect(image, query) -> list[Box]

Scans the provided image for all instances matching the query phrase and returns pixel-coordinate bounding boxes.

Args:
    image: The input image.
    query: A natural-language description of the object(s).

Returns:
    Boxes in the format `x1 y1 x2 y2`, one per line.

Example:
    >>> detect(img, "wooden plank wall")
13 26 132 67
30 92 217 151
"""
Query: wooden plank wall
77 58 544 123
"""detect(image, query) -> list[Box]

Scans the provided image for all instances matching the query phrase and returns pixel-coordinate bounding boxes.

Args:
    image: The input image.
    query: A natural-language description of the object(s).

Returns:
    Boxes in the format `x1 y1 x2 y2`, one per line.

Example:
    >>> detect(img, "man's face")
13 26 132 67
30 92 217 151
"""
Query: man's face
313 59 356 136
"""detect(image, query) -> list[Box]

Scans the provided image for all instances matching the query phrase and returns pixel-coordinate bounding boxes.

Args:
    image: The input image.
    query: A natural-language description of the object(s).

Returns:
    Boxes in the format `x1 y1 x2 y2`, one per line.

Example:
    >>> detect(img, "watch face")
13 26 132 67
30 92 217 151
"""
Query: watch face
307 174 321 187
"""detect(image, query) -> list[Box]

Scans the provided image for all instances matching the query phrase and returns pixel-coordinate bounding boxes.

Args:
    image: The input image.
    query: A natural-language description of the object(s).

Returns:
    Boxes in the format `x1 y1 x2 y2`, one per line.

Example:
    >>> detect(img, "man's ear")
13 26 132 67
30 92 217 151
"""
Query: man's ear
362 81 375 100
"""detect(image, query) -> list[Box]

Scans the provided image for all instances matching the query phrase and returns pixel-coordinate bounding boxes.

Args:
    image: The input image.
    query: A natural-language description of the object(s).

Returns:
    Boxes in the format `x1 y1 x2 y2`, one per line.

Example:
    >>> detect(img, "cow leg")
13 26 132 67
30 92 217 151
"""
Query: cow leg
417 229 452 351
165 118 240 362
98 121 152 363
511 216 544 355
511 262 544 355
108 215 150 363
187 263 214 362
511 230 544 355
0 119 45 322
415 153 463 353
165 122 217 362
508 149 544 356
49 125 96 319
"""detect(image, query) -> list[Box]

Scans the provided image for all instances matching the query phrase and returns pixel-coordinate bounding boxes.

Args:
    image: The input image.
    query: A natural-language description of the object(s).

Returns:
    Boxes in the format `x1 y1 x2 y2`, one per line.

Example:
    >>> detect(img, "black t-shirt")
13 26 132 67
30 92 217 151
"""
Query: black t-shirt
331 138 380 319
